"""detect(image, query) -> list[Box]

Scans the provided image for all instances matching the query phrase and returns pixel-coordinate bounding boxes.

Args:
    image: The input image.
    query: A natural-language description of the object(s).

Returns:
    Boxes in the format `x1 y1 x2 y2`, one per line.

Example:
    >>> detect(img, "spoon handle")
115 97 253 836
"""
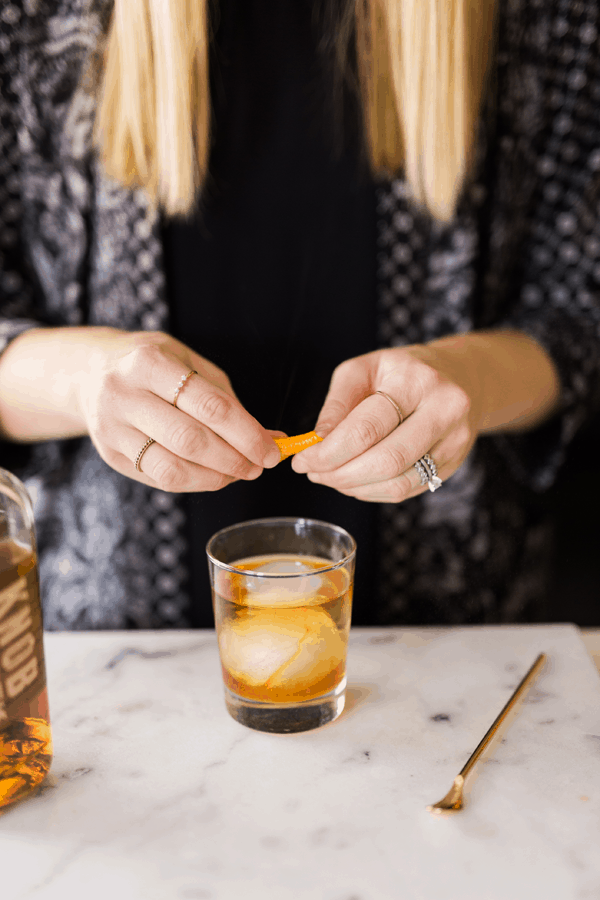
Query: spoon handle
460 652 547 780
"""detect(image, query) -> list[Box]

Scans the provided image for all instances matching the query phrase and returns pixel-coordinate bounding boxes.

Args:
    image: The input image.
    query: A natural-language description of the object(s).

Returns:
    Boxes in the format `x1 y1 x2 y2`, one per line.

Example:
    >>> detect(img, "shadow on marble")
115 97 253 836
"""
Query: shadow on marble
339 682 384 720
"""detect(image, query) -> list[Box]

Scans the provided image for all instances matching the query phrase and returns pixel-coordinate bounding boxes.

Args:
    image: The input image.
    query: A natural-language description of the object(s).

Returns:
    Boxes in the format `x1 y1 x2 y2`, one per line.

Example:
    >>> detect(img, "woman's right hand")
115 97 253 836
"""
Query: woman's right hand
78 329 281 492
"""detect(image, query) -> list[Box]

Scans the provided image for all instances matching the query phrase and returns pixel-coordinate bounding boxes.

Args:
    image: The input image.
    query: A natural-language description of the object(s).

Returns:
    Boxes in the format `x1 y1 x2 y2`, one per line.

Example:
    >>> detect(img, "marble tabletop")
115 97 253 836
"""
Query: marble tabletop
2 625 600 900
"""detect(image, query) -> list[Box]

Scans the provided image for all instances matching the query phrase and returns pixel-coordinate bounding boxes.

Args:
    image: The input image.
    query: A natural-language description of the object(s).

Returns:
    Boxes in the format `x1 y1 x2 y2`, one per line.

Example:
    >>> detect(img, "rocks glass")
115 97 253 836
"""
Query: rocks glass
207 517 356 733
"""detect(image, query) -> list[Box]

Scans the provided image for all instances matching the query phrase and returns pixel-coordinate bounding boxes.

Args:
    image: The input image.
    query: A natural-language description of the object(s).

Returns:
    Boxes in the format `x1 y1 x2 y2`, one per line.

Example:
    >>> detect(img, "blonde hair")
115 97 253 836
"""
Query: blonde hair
94 0 496 222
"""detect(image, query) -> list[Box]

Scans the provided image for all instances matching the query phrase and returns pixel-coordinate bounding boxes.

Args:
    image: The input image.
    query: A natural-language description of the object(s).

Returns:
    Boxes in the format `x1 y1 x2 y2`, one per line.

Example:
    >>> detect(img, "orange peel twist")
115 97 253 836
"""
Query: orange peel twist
274 431 323 460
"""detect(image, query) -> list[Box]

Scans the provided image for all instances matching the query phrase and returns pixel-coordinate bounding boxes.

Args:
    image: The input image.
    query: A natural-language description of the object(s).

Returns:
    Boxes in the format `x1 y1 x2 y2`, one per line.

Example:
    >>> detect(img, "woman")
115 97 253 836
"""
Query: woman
0 0 597 629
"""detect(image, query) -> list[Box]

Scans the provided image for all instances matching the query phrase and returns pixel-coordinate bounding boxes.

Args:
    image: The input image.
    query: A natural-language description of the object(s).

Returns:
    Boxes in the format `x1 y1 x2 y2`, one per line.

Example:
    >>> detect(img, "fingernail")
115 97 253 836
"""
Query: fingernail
263 445 282 468
314 423 333 439
245 465 263 480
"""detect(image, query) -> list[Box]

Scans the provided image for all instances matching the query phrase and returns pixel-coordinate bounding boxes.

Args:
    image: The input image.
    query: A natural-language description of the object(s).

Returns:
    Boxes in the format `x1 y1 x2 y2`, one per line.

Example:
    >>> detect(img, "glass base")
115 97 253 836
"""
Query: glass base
224 677 346 734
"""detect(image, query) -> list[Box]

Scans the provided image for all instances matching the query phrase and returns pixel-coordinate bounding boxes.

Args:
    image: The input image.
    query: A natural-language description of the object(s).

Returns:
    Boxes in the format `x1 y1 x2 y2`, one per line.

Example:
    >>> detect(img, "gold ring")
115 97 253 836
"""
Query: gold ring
173 369 197 409
374 390 404 426
134 437 155 472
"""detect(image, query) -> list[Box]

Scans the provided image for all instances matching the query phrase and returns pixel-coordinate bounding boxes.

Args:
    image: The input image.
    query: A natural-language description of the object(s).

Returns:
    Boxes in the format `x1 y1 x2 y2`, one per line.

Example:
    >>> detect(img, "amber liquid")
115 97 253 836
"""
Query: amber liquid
214 554 352 703
0 540 52 811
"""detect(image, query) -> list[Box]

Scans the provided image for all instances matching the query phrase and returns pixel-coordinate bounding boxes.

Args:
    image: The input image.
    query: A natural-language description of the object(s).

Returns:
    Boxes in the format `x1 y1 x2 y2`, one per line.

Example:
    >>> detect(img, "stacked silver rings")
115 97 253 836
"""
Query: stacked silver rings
414 453 443 492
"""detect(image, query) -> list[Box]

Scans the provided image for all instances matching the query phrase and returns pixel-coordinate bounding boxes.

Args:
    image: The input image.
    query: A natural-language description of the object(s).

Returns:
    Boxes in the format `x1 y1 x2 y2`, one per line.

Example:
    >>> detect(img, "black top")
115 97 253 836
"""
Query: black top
162 0 378 626
5 0 600 631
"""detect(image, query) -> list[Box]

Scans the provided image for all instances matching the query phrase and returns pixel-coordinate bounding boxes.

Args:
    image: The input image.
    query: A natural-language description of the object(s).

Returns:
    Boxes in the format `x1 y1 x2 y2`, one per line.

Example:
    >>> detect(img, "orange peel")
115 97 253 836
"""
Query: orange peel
274 431 323 460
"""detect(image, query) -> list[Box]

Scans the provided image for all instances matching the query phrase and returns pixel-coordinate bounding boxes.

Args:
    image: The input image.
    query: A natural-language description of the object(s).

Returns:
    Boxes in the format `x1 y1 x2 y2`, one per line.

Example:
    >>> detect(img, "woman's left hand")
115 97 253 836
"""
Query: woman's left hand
291 331 561 502
290 344 480 502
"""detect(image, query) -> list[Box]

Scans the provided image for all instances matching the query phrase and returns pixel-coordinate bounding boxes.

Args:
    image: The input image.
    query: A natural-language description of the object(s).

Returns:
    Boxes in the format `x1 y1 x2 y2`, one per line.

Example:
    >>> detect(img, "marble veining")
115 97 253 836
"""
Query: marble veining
1 625 600 900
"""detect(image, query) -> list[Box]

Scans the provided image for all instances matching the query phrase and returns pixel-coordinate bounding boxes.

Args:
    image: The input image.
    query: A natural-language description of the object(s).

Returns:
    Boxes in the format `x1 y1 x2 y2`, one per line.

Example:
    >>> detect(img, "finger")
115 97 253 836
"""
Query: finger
124 390 264 481
292 391 409 474
312 355 375 437
176 375 281 468
311 440 450 504
107 428 241 493
305 398 467 493
298 375 467 486
120 345 280 468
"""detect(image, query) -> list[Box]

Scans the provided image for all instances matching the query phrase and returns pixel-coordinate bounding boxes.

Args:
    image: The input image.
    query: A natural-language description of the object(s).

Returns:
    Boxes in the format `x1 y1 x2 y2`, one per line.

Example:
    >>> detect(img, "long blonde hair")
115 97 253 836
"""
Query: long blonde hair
93 0 496 222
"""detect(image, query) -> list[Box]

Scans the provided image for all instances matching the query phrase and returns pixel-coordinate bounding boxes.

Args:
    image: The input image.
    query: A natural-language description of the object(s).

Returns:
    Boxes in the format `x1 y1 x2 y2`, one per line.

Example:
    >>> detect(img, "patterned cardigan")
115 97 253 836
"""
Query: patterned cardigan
1 0 600 629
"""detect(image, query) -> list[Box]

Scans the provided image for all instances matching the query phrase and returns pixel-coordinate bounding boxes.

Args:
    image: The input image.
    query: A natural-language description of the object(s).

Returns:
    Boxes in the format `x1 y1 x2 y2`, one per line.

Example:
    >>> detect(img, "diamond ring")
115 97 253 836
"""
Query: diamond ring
414 453 443 492
173 369 198 409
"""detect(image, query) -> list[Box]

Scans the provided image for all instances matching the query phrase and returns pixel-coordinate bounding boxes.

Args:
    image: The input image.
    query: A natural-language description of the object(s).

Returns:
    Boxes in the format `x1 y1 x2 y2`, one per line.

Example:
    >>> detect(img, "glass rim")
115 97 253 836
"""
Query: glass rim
205 516 357 577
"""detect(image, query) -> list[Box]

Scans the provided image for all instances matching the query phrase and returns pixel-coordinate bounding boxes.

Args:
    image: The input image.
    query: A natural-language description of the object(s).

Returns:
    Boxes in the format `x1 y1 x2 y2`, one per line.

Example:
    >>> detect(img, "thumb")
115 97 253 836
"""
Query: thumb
315 357 374 438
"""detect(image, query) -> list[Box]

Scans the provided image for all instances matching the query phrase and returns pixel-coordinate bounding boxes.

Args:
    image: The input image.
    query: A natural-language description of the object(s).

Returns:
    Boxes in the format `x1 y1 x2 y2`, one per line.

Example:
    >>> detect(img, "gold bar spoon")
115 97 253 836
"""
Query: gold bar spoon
427 652 547 815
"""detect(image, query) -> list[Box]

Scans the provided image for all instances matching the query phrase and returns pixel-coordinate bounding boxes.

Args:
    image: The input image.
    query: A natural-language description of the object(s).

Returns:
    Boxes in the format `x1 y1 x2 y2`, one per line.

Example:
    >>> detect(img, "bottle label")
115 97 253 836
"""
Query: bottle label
0 562 46 723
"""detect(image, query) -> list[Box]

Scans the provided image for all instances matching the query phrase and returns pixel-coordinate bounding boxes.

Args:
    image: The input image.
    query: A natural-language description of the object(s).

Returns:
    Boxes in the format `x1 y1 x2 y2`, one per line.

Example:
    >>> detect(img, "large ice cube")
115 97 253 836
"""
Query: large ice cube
218 606 345 692
240 571 326 608
251 558 315 575
213 557 332 609
235 556 327 608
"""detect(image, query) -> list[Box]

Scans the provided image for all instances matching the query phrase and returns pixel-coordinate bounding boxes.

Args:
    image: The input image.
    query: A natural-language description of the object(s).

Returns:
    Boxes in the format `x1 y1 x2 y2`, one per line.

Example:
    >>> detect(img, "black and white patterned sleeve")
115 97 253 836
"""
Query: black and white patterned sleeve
489 4 600 491
0 7 48 471
0 8 45 356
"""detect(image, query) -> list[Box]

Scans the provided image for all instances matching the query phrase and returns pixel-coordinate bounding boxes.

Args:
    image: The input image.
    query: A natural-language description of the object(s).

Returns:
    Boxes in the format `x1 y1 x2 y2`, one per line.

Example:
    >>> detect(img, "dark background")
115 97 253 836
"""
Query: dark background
547 414 600 625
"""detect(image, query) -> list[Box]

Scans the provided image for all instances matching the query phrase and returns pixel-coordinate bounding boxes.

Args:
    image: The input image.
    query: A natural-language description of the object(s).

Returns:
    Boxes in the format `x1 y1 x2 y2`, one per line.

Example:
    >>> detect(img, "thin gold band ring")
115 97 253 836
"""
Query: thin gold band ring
374 390 404 427
173 369 198 409
134 437 155 472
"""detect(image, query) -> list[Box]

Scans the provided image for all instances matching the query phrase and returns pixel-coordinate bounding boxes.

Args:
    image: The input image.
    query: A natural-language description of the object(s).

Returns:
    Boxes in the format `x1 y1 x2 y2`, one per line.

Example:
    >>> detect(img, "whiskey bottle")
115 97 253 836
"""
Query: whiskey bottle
0 468 52 811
